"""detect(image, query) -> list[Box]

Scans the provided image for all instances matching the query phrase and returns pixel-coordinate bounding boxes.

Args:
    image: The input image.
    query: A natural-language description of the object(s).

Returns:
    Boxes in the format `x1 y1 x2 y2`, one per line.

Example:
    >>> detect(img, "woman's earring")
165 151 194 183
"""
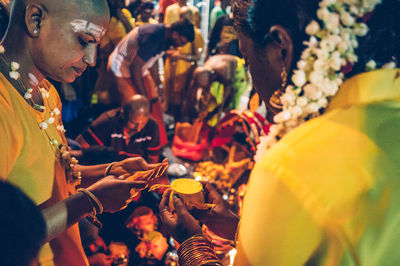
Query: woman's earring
269 66 287 110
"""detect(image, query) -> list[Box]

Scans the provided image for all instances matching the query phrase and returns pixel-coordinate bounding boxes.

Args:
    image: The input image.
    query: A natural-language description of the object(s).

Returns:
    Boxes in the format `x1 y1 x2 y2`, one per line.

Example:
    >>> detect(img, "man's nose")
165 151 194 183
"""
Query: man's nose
83 43 97 66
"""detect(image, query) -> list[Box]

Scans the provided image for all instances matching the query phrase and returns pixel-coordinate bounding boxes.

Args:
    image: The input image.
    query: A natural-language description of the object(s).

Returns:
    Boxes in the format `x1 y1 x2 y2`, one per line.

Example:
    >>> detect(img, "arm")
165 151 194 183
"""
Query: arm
41 176 147 242
148 63 164 102
43 156 159 240
130 56 147 96
75 163 109 187
159 189 222 265
115 76 139 102
76 155 160 187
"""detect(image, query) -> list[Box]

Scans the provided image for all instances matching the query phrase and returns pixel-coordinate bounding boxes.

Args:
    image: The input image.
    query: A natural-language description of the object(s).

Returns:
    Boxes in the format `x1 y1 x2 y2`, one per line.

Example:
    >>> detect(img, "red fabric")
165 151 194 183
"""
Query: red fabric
172 131 209 161
211 110 270 149
158 0 177 14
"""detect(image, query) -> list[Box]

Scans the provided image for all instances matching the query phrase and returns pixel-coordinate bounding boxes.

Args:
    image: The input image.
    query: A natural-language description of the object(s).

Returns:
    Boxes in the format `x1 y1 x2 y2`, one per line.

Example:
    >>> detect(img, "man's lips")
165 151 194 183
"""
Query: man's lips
72 66 86 76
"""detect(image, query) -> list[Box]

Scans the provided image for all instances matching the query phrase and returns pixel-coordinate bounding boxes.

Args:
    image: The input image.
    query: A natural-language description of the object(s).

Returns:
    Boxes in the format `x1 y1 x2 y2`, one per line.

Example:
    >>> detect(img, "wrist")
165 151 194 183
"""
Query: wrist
178 234 221 266
77 188 104 215
104 162 115 177
76 188 104 228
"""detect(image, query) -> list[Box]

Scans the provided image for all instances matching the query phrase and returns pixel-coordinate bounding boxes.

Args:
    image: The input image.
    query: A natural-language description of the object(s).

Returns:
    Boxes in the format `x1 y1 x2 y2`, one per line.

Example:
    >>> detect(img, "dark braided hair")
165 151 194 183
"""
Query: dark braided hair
233 0 399 78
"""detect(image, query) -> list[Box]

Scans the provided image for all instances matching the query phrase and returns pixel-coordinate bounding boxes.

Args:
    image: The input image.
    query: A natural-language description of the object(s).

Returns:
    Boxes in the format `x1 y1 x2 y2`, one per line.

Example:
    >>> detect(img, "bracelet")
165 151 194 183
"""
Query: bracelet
178 234 221 266
104 162 115 177
77 188 104 215
77 189 103 228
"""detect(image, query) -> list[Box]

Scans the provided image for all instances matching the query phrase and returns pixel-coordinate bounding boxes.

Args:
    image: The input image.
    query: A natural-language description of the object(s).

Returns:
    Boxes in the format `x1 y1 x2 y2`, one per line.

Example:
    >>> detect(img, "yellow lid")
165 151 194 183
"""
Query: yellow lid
171 178 203 195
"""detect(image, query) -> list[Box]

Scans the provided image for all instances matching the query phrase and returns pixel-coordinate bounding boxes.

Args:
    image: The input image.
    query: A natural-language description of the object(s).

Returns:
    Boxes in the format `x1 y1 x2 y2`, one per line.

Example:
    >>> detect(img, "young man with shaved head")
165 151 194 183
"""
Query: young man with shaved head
76 95 162 164
0 0 158 265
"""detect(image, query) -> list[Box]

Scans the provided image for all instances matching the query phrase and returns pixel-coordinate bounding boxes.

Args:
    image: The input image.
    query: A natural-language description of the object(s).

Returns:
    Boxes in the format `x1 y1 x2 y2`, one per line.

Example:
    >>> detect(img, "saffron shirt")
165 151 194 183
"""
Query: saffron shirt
235 69 400 265
0 73 88 265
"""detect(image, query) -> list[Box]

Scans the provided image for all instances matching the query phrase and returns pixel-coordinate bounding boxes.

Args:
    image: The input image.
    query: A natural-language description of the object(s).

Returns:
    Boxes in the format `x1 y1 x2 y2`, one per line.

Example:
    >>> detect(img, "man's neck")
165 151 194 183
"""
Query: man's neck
1 37 44 89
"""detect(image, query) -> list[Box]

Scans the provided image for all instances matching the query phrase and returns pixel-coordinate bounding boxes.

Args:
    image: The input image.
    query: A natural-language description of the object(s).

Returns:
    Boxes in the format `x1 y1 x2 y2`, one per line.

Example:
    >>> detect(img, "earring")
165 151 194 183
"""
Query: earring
269 66 287 110
33 29 39 34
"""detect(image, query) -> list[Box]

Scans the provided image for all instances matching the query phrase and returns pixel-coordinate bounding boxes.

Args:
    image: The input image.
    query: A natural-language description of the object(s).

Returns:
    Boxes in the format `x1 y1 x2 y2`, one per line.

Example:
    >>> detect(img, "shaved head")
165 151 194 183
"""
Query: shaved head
3 0 110 83
10 0 109 27
123 94 151 118
123 95 151 134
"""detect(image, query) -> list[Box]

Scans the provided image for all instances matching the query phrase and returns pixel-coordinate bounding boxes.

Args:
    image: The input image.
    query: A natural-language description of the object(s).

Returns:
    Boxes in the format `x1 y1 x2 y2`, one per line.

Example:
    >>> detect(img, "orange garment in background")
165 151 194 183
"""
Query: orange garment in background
164 3 200 27
133 15 158 27
0 73 88 266
158 0 176 18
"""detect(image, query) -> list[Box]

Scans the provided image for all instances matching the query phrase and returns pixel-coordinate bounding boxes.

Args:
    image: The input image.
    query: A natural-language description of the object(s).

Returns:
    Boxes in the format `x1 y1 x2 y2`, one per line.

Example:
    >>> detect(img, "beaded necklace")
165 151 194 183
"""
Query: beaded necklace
0 45 81 185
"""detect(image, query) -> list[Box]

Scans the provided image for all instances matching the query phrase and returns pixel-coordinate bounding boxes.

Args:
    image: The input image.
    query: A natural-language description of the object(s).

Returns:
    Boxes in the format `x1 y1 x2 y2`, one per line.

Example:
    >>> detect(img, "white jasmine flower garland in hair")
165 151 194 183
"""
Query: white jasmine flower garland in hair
255 0 382 162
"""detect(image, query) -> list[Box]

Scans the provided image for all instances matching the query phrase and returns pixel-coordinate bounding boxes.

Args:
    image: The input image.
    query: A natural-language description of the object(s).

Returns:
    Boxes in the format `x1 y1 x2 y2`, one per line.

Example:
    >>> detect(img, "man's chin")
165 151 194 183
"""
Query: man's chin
47 74 76 84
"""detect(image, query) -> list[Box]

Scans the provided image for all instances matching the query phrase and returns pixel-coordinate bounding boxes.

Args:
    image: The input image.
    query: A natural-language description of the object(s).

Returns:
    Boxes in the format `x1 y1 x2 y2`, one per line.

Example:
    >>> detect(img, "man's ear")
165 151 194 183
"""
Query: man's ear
268 25 293 67
25 4 47 37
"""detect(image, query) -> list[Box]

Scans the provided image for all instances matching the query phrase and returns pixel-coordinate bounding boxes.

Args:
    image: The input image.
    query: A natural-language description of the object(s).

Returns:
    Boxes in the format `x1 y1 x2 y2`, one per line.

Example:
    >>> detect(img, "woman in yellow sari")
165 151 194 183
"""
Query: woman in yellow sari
159 0 400 265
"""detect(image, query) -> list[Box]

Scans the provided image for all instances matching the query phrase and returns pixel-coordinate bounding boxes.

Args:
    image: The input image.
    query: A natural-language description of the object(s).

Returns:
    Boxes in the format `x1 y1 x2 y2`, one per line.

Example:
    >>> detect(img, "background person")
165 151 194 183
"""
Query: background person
163 7 204 122
76 95 161 164
184 54 247 126
108 19 195 147
164 0 200 28
0 180 46 266
133 1 157 27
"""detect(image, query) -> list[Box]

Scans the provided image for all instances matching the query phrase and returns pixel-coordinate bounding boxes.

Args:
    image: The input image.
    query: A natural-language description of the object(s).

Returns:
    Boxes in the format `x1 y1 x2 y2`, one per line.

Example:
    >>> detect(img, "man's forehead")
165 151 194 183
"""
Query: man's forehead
130 108 150 117
70 19 107 41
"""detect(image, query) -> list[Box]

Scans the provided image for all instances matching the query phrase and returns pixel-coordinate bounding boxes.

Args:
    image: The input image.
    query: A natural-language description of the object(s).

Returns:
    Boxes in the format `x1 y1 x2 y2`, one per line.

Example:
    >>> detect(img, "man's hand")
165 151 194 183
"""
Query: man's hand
110 157 158 177
159 189 202 244
88 175 147 213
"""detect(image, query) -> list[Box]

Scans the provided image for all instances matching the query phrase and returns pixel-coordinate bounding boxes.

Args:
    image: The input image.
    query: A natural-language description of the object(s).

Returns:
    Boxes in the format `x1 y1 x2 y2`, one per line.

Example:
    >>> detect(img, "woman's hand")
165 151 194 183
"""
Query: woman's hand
87 175 146 213
191 182 240 241
159 189 203 244
110 157 158 177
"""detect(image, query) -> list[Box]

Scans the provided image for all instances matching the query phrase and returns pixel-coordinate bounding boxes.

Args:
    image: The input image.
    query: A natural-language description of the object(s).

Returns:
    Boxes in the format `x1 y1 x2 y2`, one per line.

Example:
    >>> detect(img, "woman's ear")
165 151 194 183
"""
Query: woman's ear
25 4 47 37
269 25 293 68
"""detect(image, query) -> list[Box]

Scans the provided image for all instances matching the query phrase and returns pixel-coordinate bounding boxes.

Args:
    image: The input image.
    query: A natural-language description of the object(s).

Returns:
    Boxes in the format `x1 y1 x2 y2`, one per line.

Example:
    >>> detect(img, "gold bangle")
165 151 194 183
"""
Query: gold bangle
178 234 221 266
77 188 104 214
104 162 115 177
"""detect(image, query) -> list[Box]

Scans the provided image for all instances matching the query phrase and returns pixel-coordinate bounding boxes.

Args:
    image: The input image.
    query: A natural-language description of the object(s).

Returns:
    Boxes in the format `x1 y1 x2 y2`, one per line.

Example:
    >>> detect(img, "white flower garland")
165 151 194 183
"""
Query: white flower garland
254 0 393 162
0 45 80 185
0 45 65 138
